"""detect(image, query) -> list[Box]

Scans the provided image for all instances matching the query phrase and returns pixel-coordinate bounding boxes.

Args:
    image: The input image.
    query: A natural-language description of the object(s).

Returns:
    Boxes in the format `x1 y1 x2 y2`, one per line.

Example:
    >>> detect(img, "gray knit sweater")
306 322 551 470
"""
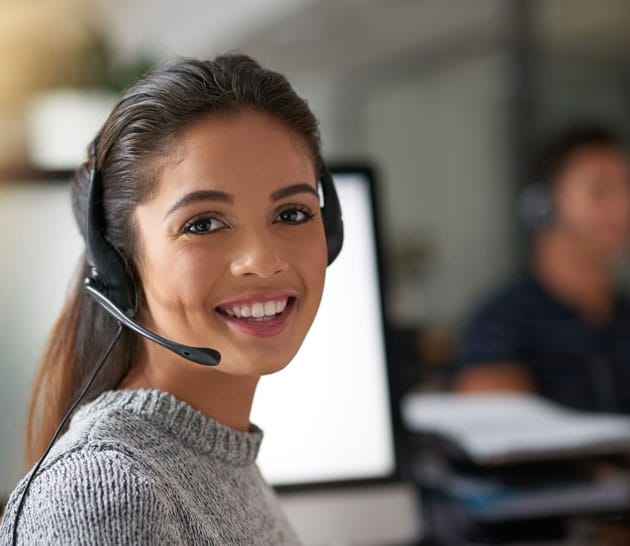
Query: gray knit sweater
0 389 301 545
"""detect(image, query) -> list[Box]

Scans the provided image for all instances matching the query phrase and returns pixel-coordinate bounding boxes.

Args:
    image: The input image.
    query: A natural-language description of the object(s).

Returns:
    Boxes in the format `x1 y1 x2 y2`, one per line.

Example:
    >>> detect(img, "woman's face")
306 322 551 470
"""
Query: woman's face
132 110 327 376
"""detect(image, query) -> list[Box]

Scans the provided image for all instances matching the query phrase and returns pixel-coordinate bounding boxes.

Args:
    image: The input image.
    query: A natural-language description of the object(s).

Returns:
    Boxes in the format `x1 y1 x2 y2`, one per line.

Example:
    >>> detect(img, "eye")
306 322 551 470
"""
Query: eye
274 206 315 225
183 216 229 235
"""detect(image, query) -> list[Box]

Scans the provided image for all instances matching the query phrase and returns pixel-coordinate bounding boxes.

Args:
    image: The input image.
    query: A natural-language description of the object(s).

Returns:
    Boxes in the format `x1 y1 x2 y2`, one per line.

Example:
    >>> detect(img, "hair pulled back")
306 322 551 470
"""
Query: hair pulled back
27 54 322 467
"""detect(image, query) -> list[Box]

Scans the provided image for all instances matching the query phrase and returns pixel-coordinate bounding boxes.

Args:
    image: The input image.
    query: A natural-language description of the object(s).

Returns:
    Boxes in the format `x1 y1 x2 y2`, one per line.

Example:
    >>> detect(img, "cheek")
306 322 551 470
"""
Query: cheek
141 243 223 309
298 229 328 301
556 189 600 230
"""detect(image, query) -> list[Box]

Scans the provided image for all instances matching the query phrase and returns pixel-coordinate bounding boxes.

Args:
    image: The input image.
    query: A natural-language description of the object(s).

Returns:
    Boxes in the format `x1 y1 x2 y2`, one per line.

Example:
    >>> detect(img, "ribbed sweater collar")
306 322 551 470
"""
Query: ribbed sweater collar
75 388 263 466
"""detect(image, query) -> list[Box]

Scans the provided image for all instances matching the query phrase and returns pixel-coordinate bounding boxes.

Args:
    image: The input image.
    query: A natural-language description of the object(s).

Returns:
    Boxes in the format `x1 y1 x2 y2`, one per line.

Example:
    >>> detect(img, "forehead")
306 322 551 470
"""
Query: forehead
155 110 317 201
556 145 628 186
562 145 628 173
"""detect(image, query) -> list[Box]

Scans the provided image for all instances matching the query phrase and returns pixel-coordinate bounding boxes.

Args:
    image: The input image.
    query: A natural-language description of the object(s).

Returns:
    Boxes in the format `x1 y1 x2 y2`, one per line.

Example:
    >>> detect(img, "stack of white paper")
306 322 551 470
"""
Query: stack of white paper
402 393 630 465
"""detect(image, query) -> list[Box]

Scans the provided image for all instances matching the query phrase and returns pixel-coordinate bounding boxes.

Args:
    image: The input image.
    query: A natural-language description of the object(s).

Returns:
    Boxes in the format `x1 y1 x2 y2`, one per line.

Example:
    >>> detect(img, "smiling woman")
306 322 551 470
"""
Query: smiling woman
126 110 328 388
0 55 342 546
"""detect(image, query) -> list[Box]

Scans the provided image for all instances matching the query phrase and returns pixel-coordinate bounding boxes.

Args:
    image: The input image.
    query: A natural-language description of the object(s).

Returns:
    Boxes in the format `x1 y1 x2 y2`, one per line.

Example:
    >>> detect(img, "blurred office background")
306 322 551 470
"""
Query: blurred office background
2 0 630 536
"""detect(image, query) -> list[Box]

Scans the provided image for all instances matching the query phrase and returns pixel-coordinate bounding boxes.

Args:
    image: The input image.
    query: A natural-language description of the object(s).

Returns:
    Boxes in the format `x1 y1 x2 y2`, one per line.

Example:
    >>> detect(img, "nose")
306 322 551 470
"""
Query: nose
230 228 289 278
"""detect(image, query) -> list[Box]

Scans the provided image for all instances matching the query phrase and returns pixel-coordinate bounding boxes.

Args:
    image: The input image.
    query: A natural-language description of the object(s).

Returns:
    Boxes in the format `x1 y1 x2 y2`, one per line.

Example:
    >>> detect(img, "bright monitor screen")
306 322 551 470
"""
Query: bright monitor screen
252 169 397 486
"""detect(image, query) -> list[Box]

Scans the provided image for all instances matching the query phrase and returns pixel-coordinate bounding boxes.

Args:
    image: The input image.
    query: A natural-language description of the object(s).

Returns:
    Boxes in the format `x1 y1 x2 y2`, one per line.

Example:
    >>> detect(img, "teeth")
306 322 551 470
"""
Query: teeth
252 302 264 318
222 297 290 319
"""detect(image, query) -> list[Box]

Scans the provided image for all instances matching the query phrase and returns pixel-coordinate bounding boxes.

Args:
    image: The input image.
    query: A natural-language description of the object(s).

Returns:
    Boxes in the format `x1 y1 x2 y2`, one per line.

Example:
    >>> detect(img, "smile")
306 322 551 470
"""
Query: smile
219 298 289 320
215 294 297 337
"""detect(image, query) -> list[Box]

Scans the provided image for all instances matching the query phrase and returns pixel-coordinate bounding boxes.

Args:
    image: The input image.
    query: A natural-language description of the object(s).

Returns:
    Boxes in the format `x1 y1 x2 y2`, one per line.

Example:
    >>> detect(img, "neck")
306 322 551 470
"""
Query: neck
534 230 615 324
118 343 259 432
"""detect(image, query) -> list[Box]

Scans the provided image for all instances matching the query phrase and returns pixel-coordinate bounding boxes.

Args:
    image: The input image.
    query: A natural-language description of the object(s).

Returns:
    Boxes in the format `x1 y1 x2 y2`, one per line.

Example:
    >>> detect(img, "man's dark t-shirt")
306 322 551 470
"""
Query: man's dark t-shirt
457 271 630 413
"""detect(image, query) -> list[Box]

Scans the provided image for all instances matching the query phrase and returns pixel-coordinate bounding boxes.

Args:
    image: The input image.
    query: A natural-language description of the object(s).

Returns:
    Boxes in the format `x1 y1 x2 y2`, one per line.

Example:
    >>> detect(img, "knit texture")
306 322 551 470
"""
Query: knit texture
0 389 301 545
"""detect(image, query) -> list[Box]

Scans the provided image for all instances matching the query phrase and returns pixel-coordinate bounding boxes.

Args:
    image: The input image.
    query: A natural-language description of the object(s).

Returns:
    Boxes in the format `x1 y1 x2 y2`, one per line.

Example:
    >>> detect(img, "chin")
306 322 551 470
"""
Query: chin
597 241 627 262
258 353 295 376
217 349 297 377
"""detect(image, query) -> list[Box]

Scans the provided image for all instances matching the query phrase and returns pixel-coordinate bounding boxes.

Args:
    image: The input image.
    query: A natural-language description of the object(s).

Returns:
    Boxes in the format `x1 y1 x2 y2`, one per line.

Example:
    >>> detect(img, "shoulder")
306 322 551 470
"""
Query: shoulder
465 273 543 332
0 448 178 546
618 289 630 316
457 273 542 366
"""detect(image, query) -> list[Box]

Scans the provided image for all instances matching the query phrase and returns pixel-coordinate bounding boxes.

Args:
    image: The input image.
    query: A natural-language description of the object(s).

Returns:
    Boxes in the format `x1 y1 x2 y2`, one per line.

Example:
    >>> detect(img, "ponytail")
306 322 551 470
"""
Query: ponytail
25 260 137 468
26 271 82 468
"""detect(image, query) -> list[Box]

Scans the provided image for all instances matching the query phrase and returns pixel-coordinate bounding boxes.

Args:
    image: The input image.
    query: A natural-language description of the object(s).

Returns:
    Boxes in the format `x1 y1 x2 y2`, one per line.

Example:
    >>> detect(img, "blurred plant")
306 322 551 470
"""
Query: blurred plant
63 27 155 92
390 232 434 282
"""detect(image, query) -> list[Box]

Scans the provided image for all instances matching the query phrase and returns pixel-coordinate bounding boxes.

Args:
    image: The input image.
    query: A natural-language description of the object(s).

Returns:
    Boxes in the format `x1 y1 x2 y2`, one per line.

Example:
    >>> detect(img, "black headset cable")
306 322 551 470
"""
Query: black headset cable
11 323 124 546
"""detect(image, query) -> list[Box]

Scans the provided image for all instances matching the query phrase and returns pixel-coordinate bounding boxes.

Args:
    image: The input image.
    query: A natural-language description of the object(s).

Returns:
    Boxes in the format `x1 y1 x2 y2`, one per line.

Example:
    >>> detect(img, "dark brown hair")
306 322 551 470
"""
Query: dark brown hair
536 123 624 187
26 54 323 467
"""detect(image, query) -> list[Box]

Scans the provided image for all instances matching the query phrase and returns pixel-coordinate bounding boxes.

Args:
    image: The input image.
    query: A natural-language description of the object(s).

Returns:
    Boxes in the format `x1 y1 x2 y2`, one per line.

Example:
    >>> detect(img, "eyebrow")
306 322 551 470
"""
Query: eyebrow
164 190 233 220
270 183 319 202
164 183 319 220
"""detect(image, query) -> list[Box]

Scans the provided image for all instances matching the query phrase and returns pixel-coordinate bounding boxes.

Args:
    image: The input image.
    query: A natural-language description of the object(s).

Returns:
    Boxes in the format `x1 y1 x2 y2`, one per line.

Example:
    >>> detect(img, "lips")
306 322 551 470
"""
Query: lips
215 293 297 338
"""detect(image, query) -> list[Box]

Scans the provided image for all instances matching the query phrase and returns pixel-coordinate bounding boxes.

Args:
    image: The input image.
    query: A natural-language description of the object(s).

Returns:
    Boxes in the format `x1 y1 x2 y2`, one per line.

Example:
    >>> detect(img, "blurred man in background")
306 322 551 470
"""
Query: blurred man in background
452 124 630 413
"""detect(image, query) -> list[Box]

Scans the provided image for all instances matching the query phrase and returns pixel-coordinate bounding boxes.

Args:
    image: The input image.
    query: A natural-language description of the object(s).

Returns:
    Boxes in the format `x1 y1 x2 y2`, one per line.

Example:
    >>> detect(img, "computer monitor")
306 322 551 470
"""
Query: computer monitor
0 168 421 544
252 167 421 545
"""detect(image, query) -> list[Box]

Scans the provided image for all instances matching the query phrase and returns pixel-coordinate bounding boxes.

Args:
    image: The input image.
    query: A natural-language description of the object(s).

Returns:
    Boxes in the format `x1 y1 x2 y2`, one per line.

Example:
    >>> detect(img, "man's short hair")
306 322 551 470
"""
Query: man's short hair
536 123 624 186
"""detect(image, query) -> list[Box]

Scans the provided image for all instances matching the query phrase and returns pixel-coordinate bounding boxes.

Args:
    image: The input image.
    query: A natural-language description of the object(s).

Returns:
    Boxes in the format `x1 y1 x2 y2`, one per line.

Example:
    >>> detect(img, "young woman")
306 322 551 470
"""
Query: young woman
0 54 342 545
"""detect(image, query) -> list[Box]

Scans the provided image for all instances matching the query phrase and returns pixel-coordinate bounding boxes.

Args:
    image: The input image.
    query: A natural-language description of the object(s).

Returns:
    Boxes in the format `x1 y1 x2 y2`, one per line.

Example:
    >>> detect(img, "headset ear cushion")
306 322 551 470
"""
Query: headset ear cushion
320 167 344 265
85 167 137 314
517 183 555 229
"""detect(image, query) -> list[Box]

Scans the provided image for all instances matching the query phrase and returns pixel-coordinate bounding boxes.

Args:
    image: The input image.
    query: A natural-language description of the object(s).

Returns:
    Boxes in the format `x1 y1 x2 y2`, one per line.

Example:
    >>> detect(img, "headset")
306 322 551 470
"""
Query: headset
516 182 555 230
83 144 343 365
518 123 627 230
11 142 344 545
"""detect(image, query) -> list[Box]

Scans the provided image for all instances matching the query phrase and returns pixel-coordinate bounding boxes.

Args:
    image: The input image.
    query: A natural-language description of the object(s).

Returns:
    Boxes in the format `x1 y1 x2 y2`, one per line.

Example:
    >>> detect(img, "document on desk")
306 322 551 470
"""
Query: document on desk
440 470 630 521
401 393 630 465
